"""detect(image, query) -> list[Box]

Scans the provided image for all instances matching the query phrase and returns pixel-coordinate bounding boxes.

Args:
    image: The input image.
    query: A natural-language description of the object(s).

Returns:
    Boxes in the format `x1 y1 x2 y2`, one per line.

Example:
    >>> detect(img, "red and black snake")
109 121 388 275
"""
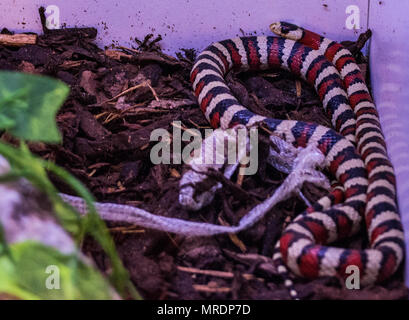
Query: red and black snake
190 22 405 298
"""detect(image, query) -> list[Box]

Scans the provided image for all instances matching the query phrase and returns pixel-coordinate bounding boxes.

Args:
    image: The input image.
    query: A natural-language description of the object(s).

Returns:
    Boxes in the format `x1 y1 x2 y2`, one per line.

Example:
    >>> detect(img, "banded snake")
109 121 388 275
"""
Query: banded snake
189 22 405 298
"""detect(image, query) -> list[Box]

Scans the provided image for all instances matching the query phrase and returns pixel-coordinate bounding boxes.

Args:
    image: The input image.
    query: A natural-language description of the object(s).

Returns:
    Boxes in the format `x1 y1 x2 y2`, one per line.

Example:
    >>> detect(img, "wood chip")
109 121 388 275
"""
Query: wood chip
0 34 37 47
18 61 36 73
104 49 133 60
170 168 181 178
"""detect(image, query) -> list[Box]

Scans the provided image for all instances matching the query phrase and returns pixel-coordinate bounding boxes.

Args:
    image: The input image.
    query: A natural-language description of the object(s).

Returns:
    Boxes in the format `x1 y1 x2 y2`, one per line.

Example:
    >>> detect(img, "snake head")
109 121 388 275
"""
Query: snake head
270 21 303 41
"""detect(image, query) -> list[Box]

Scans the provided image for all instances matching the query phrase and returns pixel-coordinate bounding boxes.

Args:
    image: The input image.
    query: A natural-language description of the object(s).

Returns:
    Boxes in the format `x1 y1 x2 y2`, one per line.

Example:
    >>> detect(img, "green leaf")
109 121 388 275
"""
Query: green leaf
0 71 69 142
0 241 114 300
0 113 15 129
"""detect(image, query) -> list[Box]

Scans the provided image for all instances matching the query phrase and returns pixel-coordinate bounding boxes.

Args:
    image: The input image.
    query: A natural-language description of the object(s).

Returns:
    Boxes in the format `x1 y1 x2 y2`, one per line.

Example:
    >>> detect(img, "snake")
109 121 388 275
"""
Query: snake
189 22 405 298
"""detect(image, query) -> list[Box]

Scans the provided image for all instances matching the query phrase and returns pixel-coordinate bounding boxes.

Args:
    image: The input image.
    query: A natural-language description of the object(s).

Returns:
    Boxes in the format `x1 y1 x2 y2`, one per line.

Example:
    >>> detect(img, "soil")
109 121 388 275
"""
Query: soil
0 19 407 300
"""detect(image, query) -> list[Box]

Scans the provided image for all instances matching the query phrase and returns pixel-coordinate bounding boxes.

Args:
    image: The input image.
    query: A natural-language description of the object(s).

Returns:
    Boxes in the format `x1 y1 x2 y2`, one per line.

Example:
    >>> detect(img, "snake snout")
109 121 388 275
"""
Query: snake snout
269 22 283 35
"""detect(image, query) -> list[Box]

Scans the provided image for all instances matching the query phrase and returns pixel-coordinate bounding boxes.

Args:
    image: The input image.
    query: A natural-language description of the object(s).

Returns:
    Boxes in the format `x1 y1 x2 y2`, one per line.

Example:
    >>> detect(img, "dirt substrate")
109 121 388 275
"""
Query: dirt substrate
0 25 407 300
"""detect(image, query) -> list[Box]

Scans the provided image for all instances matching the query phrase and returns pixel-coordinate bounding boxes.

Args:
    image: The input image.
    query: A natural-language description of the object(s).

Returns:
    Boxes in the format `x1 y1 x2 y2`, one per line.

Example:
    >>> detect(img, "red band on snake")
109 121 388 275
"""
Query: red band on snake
190 23 405 298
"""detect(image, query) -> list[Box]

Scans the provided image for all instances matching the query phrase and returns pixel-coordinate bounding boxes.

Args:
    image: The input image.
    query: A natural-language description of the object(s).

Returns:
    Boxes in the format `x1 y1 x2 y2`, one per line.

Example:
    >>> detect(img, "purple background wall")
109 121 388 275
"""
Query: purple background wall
0 0 368 52
1 0 409 287
369 0 409 286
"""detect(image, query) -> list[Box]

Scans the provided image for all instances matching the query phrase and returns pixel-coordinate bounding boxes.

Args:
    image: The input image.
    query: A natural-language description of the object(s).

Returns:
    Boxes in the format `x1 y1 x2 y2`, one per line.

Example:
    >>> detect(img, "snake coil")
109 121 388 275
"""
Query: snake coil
190 22 405 298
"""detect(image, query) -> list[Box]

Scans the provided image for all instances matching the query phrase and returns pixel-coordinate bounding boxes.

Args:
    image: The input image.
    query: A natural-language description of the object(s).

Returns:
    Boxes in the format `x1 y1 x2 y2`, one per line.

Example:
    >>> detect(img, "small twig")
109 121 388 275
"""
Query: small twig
188 119 211 129
104 82 148 103
191 167 263 201
104 49 133 61
102 80 159 105
146 81 160 101
109 226 145 234
178 266 234 278
236 163 246 186
171 121 201 137
140 143 150 151
192 285 231 293
356 29 372 51
347 29 372 55
116 46 141 54
38 6 49 34
262 72 280 79
123 200 144 206
295 80 302 109
59 60 83 69
260 123 275 136
218 217 247 253
177 266 263 282
125 108 170 116
95 111 109 120
165 232 181 250
102 113 120 124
